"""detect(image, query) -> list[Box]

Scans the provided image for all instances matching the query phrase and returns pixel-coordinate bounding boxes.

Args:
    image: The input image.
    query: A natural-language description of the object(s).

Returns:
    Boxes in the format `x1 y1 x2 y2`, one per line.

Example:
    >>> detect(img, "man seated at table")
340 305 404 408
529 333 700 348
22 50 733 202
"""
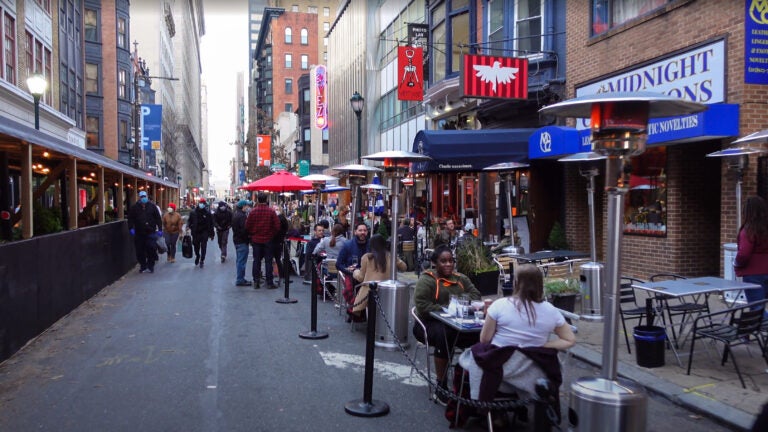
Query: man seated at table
413 244 482 405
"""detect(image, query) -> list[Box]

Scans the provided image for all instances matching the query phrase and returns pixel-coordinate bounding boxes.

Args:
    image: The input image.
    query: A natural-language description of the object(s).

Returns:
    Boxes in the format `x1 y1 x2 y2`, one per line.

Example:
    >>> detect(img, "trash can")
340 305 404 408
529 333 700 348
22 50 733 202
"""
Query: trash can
374 280 410 351
633 326 666 368
569 377 647 432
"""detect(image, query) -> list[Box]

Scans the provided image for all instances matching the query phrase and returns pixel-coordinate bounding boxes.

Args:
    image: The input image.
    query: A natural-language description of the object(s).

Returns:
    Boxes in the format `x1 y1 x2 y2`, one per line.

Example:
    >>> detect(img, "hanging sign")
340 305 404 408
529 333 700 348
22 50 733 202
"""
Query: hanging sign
397 46 424 101
460 54 528 100
257 134 271 166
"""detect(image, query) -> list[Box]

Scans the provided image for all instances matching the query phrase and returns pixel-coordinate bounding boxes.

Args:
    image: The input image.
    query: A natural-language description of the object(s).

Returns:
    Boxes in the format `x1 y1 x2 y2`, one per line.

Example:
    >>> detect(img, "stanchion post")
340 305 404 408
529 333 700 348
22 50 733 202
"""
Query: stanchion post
276 238 298 304
299 254 328 339
345 282 389 417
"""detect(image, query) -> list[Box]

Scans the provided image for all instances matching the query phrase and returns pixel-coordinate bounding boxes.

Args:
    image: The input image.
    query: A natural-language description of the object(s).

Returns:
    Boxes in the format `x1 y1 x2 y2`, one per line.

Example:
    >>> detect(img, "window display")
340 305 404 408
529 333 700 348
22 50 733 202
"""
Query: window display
624 147 667 236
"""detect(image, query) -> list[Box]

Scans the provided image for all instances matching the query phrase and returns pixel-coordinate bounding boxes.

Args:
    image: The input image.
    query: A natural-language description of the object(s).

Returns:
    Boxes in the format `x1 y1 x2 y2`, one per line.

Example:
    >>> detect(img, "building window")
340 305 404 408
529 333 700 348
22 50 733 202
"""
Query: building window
3 12 16 85
285 103 293 112
285 78 293 94
117 17 127 49
302 88 310 113
25 31 52 102
308 6 317 14
592 0 670 36
86 115 100 149
488 0 505 56
323 7 330 17
285 53 292 68
34 0 51 13
85 63 98 93
323 51 327 62
301 28 308 45
84 8 98 42
119 120 129 150
431 0 474 82
301 54 308 69
303 127 310 142
292 5 299 12
118 69 127 99
285 27 292 44
516 0 542 54
323 37 328 47
323 22 329 32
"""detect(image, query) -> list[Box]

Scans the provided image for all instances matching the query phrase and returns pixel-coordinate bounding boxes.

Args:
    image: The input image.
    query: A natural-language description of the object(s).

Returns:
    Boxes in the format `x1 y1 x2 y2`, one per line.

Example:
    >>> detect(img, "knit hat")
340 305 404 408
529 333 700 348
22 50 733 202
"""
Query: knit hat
168 203 177 210
199 198 206 203
236 199 249 208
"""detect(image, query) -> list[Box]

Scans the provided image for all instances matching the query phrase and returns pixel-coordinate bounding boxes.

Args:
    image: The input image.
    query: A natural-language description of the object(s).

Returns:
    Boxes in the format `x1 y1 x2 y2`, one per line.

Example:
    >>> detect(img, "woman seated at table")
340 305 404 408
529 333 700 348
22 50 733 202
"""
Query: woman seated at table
459 264 575 409
313 223 347 260
351 234 407 315
413 244 482 403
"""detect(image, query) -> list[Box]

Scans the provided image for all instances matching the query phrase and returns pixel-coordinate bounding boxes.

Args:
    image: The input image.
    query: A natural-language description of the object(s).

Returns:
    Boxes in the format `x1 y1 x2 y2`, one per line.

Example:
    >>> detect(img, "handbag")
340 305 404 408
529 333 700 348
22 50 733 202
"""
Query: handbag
181 233 193 258
156 234 168 254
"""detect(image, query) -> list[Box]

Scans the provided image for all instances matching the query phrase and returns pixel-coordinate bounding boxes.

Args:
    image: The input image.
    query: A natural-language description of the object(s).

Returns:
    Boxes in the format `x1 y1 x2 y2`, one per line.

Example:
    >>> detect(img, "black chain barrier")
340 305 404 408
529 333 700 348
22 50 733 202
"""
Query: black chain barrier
370 292 563 429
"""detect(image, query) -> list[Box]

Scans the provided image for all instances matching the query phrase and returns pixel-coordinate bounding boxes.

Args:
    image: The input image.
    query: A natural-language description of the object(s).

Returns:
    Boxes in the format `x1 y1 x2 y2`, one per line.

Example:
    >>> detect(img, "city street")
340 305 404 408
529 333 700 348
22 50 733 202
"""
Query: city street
0 242 738 431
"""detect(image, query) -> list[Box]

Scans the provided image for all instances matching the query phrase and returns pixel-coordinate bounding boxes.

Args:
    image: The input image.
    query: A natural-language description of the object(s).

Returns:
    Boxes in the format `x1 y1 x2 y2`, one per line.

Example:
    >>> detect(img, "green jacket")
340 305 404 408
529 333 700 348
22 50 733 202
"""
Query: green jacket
413 270 481 321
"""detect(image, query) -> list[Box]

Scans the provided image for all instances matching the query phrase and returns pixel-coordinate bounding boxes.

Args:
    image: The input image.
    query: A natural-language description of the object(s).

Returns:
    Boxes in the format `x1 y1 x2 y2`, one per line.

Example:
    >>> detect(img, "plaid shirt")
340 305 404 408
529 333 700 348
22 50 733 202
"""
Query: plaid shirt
244 203 280 244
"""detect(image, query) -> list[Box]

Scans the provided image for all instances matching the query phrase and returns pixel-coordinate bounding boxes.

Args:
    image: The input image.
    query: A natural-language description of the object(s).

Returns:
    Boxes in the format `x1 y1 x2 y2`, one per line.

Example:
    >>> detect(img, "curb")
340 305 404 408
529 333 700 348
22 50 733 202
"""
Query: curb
569 345 754 432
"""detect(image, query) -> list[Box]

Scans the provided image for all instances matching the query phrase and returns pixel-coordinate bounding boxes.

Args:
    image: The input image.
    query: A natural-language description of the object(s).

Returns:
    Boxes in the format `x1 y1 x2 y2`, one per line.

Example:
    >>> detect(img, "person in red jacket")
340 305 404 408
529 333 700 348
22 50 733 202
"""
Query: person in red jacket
735 196 768 315
245 192 280 289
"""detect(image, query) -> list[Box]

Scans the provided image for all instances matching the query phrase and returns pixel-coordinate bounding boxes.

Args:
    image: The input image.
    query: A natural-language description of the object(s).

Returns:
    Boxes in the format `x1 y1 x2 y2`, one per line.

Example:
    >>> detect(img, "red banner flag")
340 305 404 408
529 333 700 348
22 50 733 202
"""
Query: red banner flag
257 134 271 166
461 54 528 100
397 46 424 101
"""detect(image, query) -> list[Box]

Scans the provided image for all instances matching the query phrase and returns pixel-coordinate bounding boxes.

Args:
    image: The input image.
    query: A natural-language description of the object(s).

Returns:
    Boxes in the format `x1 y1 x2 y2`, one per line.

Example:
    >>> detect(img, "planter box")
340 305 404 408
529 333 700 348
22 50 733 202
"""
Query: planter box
549 293 579 312
468 270 500 296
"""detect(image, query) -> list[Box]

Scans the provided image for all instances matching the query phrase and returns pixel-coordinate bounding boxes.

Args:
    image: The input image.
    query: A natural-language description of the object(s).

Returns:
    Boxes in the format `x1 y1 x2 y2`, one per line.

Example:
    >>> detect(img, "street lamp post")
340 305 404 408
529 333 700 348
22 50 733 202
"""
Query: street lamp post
26 74 47 130
350 91 364 164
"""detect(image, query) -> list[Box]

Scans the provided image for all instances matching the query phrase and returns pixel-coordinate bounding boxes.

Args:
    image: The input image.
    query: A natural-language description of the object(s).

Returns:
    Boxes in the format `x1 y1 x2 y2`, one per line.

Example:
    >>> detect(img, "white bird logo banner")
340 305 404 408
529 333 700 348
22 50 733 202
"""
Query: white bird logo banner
473 61 519 93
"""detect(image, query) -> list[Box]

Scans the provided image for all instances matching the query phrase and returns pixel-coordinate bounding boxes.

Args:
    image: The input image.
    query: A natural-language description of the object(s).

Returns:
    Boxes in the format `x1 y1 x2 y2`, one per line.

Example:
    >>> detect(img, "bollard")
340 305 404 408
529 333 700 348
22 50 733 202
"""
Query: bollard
299 255 328 339
345 282 390 417
276 239 297 304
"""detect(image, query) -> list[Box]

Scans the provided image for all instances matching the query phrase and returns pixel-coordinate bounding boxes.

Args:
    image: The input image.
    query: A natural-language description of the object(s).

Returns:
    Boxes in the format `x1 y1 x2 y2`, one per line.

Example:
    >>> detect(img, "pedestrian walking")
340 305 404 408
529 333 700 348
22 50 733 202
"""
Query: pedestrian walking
735 195 768 314
162 203 183 263
232 200 251 286
214 201 233 263
187 198 215 268
245 193 280 289
127 190 162 273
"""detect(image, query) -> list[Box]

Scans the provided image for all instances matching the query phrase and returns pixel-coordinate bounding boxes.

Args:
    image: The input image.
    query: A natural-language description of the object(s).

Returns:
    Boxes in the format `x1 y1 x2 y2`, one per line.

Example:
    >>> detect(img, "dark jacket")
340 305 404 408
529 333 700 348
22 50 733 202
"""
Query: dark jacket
336 238 370 275
213 206 233 232
127 201 162 236
188 207 215 240
231 208 249 245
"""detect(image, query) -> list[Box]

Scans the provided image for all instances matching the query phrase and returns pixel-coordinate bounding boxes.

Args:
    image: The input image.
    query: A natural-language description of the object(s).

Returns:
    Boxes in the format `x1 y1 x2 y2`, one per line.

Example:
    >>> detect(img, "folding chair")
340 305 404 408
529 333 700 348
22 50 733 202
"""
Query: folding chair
618 277 650 354
687 299 768 389
321 259 338 302
649 273 710 347
410 306 434 401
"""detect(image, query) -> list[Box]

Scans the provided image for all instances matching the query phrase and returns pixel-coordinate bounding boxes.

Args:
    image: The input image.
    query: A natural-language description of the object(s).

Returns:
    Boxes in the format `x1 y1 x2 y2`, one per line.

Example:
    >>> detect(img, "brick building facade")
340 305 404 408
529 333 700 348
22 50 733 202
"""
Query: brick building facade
556 0 765 278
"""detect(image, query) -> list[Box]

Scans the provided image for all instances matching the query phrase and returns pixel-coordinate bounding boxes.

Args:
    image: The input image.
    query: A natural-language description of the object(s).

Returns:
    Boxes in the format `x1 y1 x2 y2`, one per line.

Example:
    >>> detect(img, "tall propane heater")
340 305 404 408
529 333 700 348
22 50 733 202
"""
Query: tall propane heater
559 152 606 321
483 162 529 255
540 92 706 432
362 150 432 350
332 164 382 238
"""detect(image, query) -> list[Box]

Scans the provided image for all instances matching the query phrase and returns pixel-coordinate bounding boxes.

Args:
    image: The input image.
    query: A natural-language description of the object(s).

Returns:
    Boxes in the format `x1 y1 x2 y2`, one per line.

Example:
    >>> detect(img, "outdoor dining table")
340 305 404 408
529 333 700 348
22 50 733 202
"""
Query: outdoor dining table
513 249 590 264
631 277 761 366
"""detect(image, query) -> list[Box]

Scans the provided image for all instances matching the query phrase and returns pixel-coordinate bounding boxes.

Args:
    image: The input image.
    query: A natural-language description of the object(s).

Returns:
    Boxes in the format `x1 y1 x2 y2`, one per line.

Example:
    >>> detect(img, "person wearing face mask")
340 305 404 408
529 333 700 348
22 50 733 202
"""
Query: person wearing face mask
213 201 233 263
127 190 163 273
162 203 183 262
187 198 215 268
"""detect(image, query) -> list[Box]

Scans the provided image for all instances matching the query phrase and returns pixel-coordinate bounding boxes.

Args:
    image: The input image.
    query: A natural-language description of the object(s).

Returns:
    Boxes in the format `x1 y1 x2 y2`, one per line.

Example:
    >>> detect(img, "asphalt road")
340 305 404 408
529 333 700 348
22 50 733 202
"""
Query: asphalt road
0 241 742 431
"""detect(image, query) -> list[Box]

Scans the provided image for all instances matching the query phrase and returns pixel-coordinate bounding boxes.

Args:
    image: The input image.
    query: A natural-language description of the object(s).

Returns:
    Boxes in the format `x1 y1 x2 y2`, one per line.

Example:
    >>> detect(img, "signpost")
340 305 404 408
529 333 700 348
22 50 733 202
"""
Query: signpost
271 163 286 172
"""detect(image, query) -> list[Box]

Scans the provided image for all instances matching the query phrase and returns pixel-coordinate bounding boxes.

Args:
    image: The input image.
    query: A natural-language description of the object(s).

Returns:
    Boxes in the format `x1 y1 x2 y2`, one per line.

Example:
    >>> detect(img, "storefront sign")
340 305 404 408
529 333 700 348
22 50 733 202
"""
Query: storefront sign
745 0 768 84
408 23 428 56
312 65 328 129
576 39 725 108
397 46 424 101
460 54 528 100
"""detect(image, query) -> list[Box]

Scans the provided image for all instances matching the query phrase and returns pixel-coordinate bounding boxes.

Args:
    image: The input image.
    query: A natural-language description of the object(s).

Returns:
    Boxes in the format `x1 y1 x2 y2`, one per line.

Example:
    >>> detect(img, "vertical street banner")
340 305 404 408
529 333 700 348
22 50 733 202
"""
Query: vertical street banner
745 0 768 84
397 46 424 101
312 65 328 129
257 134 271 166
460 54 528 100
141 104 162 150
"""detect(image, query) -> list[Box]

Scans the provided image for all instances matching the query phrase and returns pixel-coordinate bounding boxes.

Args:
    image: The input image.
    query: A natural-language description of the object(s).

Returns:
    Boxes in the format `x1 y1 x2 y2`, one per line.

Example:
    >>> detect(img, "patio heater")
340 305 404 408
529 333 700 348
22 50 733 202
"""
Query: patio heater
331 164 382 237
483 162 529 255
362 150 432 350
558 154 606 321
540 92 706 432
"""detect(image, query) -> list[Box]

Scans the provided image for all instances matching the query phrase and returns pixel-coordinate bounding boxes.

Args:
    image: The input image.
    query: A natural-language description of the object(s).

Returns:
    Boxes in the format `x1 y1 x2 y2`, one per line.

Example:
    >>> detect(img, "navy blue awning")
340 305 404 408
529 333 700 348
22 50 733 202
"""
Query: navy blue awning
410 129 536 173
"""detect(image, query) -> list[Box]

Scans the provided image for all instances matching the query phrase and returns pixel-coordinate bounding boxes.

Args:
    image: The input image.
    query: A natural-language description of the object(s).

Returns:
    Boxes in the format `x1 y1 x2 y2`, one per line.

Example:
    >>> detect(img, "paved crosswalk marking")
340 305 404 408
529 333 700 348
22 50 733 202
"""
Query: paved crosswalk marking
319 351 426 387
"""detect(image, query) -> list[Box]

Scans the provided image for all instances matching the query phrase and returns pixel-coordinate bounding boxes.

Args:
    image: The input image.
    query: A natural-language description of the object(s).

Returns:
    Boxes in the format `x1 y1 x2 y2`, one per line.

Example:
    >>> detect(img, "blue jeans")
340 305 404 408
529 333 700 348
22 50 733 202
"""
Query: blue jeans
235 243 250 283
742 274 768 316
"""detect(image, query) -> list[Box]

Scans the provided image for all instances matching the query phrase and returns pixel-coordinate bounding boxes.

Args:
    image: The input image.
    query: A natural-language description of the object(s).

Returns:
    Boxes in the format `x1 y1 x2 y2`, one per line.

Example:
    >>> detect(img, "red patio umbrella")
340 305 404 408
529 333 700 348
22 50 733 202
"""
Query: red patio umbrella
240 171 313 192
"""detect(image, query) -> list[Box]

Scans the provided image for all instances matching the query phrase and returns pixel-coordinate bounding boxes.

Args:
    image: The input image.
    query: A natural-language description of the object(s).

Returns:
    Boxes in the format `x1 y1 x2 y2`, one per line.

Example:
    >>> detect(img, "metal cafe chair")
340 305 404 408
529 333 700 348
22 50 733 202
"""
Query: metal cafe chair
619 276 650 354
649 273 710 347
687 299 768 389
321 259 339 302
410 306 435 401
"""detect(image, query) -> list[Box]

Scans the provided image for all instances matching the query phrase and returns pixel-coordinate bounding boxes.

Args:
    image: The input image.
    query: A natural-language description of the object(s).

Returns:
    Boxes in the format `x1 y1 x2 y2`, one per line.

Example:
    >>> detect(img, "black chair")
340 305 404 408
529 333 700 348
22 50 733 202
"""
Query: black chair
649 273 711 347
619 277 649 354
687 299 768 389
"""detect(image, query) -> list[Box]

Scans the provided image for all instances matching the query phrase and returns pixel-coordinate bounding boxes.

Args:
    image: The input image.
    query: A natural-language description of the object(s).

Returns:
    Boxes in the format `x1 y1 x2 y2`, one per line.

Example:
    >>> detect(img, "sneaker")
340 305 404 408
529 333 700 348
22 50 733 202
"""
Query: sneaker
267 283 279 290
236 280 252 286
199 261 204 268
139 267 147 273
221 256 226 263
254 282 261 289
195 257 200 265
148 268 154 273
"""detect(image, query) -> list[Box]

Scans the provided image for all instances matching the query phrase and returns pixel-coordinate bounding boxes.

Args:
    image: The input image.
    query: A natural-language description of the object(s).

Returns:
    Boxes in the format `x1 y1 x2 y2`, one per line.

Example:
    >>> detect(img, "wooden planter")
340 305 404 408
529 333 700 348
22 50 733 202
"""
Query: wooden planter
549 293 580 312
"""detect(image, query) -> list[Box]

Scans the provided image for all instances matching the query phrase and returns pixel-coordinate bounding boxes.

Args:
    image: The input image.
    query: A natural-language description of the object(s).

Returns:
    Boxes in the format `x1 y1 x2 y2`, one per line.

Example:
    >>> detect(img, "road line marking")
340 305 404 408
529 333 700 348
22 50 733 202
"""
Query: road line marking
319 351 426 387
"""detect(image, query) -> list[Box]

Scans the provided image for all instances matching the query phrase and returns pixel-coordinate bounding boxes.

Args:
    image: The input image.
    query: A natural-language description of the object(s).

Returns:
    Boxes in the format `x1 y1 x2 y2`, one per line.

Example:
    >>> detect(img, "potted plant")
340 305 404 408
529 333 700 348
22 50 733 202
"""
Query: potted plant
544 277 581 312
455 236 500 296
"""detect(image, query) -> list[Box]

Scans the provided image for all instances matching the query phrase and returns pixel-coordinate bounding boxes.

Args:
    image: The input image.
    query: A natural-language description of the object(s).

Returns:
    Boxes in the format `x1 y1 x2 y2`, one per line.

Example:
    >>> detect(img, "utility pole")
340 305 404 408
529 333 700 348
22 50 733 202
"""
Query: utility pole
132 40 142 169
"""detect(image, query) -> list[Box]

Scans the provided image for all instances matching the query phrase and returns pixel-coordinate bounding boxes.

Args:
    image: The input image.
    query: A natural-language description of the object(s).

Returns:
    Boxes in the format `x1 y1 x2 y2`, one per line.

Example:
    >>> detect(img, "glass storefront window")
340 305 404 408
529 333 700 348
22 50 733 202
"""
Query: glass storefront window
624 147 667 236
